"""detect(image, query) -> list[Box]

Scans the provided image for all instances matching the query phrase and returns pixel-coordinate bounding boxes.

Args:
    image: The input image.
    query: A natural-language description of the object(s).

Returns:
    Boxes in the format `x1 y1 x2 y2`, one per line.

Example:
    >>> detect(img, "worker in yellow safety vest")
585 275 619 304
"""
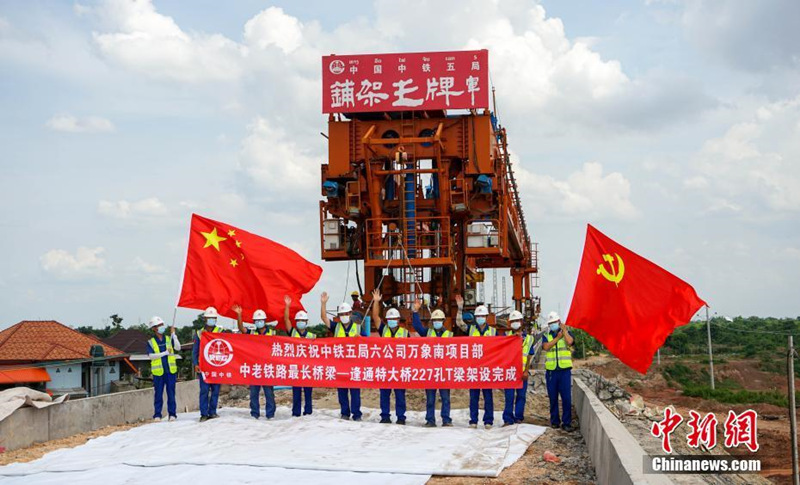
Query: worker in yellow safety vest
284 295 316 417
541 311 574 432
321 291 367 420
371 289 409 425
501 310 535 426
147 316 181 421
455 294 498 429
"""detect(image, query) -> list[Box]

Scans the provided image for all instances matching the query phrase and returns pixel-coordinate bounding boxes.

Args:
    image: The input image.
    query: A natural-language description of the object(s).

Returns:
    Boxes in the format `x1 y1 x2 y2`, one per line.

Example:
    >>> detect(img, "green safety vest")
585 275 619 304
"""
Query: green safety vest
544 332 572 370
291 328 316 339
149 337 177 376
381 326 409 338
197 326 223 339
334 322 360 337
250 327 276 336
427 328 453 338
468 325 497 337
505 331 535 368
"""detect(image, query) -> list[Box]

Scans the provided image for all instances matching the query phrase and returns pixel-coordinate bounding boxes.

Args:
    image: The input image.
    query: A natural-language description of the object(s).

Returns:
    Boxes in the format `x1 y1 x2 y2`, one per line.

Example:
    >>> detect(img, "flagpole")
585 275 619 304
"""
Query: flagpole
705 306 715 390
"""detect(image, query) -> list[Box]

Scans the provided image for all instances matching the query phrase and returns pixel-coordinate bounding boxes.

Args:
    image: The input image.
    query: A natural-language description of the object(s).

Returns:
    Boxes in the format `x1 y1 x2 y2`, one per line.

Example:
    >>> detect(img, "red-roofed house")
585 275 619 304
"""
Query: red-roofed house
0 320 132 397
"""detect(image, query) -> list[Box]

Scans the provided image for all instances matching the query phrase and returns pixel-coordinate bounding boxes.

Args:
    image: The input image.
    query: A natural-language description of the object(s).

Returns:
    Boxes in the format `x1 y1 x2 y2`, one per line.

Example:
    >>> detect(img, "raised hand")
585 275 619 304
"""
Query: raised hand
454 294 464 308
284 295 292 306
413 298 422 312
321 292 329 303
372 288 382 302
232 304 242 315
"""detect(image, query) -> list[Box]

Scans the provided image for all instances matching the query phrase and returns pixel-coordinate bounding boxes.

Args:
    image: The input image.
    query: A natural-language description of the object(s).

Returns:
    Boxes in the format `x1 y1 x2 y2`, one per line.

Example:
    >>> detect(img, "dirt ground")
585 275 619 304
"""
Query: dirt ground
585 355 797 485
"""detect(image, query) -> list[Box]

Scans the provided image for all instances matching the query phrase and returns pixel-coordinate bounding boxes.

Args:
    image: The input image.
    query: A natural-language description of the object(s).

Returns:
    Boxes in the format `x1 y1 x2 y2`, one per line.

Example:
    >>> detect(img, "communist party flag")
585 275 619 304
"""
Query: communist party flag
565 225 705 374
177 214 322 324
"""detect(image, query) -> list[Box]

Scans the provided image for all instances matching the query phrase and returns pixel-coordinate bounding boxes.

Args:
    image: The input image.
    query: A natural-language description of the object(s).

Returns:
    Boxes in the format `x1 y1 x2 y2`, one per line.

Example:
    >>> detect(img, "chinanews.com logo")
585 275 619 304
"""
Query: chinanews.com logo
204 338 234 367
329 59 345 75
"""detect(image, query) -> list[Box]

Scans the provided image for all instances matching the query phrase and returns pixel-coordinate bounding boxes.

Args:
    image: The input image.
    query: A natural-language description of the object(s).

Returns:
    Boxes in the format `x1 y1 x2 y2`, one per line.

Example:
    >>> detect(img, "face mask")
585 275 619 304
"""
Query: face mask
255 320 266 329
296 320 308 330
206 318 217 327
476 317 487 325
339 315 351 324
510 321 521 330
432 320 444 330
549 323 560 332
156 325 166 334
267 321 278 327
387 319 398 328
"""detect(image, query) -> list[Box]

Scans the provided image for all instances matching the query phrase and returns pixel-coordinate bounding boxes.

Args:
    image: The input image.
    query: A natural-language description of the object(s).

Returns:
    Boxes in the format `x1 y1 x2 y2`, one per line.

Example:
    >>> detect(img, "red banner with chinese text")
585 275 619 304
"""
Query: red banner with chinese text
199 333 522 389
322 50 489 113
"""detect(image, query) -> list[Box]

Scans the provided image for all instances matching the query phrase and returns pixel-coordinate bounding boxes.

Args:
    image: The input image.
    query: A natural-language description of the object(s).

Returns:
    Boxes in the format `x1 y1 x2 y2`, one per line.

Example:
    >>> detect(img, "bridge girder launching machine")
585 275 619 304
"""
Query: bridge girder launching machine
319 51 539 330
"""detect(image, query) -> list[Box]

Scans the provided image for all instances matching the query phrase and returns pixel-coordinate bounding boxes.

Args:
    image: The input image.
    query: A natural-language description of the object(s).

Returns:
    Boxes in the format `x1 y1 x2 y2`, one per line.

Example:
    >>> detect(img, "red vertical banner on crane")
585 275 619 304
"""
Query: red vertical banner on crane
322 50 489 113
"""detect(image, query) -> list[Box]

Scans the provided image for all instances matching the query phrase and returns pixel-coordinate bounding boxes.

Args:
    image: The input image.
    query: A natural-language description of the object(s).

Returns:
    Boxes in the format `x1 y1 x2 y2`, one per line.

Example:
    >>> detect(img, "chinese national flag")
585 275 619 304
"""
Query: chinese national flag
177 214 322 325
565 225 706 374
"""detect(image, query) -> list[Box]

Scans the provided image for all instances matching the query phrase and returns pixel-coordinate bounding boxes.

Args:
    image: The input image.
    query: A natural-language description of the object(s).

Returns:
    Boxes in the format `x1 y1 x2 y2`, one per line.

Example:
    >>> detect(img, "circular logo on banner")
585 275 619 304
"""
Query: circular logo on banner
329 59 345 75
204 338 234 367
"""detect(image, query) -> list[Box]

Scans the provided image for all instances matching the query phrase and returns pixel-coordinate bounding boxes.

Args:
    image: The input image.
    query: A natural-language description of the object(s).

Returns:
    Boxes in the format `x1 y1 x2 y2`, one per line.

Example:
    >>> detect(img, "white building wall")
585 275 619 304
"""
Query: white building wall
45 363 82 390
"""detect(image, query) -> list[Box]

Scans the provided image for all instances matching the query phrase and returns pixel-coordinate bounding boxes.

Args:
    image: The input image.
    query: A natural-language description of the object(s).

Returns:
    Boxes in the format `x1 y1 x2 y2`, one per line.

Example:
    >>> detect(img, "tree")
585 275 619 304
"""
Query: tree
109 314 124 330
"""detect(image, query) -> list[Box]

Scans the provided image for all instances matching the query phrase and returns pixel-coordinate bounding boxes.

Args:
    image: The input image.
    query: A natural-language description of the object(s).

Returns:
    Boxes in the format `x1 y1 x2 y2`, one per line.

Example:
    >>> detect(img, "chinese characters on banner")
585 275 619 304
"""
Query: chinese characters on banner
651 406 759 453
200 333 521 389
322 50 489 113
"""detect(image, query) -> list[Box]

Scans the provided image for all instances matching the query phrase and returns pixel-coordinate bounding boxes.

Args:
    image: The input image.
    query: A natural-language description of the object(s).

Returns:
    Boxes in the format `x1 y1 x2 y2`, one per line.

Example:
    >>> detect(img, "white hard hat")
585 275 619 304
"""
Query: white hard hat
474 305 489 316
204 307 219 319
546 311 561 324
295 310 308 321
509 310 523 322
149 316 164 327
386 308 401 319
431 309 446 320
337 302 352 314
253 309 267 320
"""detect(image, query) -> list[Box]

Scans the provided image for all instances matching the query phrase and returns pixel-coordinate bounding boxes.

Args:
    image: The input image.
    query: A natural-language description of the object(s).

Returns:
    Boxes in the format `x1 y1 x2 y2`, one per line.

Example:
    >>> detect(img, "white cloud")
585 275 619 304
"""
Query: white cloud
130 256 165 275
678 0 800 72
689 96 800 214
80 0 710 132
90 0 246 82
98 197 168 219
243 7 303 54
40 247 108 280
45 114 115 133
516 161 639 220
237 117 319 197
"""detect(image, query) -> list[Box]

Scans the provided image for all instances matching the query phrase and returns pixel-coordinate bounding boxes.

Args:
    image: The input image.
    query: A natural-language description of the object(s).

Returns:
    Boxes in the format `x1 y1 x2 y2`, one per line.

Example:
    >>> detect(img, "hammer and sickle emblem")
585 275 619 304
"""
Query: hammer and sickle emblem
596 253 625 286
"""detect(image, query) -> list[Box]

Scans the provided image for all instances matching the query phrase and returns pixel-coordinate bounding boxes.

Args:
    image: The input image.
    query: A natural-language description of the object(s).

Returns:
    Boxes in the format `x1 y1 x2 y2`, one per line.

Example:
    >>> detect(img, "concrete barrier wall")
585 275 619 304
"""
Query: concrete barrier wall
573 377 673 485
0 380 199 452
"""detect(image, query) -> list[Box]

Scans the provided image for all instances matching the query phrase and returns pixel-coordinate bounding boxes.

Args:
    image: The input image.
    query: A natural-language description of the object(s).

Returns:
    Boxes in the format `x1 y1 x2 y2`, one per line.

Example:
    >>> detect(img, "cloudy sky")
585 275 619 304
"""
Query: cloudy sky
1 0 798 330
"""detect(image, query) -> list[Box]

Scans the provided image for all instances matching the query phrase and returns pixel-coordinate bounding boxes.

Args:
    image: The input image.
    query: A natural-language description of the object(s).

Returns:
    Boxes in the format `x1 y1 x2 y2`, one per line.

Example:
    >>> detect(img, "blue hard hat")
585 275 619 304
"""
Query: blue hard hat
463 312 474 322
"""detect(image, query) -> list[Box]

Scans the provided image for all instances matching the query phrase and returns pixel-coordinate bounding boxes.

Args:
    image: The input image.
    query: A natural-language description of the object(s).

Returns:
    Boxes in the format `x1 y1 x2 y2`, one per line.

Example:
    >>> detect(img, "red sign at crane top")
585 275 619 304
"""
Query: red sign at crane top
322 50 489 114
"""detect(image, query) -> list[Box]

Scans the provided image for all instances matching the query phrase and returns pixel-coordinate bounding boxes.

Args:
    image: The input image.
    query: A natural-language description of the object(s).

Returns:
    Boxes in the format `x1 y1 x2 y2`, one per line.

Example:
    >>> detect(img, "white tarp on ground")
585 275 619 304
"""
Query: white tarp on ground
0 387 68 422
0 406 547 484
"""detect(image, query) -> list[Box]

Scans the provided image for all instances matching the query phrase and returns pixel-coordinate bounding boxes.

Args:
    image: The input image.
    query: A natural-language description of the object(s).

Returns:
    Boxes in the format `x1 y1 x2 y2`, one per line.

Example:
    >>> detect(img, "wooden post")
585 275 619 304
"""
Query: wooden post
706 306 715 390
788 335 798 485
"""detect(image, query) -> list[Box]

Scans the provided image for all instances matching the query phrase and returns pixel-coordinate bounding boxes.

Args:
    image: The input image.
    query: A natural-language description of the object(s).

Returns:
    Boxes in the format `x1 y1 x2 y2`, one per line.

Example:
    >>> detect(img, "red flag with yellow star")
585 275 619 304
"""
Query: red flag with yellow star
565 225 705 374
177 214 322 325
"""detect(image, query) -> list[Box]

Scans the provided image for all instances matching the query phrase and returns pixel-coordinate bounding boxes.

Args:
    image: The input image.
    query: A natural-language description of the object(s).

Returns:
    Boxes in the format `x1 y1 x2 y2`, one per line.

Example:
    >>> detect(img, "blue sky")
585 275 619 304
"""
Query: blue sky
1 0 798 329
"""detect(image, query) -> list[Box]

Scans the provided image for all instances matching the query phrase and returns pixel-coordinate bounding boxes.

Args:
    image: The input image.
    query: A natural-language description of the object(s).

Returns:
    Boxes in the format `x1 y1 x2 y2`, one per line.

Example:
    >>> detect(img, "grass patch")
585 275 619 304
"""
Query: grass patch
682 385 797 408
